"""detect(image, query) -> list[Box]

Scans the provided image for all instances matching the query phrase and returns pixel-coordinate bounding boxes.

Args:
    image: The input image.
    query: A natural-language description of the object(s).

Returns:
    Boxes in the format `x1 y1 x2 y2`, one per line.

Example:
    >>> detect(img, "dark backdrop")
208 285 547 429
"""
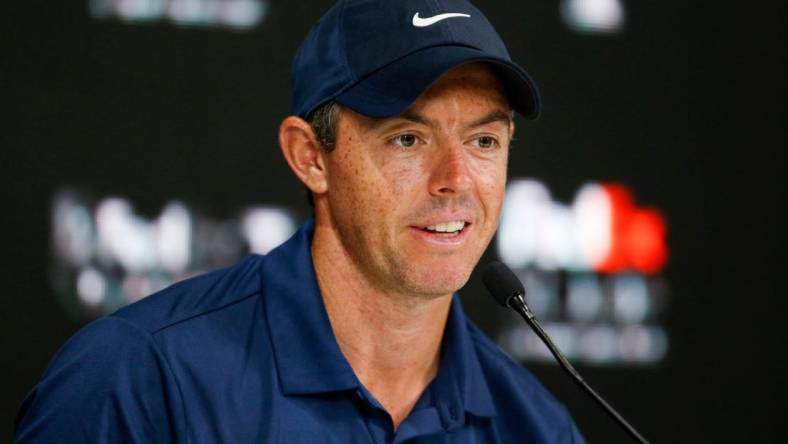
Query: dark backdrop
2 1 785 442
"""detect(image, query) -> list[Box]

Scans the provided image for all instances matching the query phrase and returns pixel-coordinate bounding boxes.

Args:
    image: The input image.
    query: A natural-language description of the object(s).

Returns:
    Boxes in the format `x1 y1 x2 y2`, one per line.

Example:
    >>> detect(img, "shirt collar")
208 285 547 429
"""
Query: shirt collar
261 218 496 418
440 294 497 419
261 217 358 394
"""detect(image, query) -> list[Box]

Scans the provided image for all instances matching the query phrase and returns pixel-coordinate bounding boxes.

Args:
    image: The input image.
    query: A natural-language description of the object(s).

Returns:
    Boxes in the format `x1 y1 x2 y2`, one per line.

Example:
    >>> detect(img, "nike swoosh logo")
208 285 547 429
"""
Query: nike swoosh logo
412 12 471 27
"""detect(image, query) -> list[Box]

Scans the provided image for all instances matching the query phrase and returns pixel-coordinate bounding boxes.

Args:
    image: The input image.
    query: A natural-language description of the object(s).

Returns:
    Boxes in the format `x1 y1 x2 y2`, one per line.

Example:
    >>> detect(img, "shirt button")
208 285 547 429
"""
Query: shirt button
449 405 458 420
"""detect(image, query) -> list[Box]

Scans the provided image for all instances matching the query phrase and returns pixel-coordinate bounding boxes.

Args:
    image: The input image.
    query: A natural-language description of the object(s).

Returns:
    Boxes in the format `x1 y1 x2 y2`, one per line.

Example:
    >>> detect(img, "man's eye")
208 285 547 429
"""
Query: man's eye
474 136 498 149
392 134 418 148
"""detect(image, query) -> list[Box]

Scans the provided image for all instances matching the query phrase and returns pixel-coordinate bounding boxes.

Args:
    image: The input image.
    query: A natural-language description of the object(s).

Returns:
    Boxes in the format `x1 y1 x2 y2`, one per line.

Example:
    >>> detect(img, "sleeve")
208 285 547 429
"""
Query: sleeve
14 316 185 444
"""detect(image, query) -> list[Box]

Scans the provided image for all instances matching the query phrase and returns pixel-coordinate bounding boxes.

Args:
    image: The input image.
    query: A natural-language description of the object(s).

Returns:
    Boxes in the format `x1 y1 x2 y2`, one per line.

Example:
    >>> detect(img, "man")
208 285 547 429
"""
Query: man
16 0 586 442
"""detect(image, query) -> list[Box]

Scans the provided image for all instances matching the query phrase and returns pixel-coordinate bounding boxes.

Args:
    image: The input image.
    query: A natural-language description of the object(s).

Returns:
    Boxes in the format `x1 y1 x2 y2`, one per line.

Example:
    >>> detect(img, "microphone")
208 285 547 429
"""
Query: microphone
482 261 649 444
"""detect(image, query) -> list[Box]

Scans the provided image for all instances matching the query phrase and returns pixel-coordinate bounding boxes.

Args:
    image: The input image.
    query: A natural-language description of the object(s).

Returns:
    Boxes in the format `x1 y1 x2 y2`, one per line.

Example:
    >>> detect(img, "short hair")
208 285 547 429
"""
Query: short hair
308 100 340 152
305 101 340 206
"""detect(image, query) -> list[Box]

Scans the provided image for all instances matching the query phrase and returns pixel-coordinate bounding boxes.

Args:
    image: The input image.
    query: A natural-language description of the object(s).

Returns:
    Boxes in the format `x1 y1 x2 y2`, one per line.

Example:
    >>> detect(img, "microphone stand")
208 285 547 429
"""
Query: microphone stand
506 293 649 444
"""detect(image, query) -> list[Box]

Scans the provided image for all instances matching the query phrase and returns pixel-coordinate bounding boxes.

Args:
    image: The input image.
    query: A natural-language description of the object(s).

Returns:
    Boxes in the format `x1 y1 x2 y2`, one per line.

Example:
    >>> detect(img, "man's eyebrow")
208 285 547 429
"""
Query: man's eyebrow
464 110 514 129
385 109 513 129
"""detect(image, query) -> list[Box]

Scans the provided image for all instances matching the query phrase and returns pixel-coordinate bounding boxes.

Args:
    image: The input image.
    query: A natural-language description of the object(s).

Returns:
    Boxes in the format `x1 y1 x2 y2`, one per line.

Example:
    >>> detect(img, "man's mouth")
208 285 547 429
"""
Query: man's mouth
419 220 467 236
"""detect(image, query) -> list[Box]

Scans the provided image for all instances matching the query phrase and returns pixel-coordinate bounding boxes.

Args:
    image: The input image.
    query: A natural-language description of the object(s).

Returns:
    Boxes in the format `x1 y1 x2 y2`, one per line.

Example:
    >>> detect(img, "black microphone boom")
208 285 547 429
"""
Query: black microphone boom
482 261 649 444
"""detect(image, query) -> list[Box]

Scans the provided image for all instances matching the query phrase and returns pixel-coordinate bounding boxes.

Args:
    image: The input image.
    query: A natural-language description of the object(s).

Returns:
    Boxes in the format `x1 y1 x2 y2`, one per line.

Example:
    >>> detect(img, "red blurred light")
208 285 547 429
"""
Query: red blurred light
595 183 668 274
624 209 668 274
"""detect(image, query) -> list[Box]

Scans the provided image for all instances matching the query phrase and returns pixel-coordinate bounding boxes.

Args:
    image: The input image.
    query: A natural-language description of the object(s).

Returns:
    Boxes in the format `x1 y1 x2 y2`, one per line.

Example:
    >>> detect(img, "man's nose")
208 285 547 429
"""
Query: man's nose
428 142 473 196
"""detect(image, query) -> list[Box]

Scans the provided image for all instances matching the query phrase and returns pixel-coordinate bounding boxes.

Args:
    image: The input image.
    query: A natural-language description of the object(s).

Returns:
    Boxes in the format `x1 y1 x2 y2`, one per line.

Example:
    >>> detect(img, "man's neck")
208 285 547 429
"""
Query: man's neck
311 221 452 430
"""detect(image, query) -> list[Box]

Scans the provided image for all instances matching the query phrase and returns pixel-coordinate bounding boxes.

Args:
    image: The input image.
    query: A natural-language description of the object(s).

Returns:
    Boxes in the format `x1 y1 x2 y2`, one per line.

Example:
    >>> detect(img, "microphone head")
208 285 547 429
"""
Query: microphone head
482 261 525 307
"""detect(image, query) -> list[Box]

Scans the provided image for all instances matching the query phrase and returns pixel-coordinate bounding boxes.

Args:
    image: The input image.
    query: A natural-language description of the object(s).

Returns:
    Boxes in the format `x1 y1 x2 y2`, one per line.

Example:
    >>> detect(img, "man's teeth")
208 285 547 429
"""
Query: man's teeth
425 221 466 233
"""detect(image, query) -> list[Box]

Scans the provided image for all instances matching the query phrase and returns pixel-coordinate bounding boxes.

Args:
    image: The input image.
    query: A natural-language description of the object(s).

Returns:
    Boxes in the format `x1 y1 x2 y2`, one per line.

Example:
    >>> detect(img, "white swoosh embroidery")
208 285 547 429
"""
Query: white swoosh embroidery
412 12 471 27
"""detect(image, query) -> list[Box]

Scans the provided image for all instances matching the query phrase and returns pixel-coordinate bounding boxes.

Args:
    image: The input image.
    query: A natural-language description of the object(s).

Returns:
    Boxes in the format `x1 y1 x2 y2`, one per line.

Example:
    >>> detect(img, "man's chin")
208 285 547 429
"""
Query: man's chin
400 264 474 298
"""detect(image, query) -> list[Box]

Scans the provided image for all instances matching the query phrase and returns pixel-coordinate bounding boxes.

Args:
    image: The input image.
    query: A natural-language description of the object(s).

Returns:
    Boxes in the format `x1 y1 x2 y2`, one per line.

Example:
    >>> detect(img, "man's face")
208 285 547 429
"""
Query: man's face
318 63 513 299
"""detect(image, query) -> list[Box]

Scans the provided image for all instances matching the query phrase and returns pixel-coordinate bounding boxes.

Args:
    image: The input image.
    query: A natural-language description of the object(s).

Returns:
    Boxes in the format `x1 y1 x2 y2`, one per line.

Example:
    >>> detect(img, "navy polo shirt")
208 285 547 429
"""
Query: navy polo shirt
16 218 585 443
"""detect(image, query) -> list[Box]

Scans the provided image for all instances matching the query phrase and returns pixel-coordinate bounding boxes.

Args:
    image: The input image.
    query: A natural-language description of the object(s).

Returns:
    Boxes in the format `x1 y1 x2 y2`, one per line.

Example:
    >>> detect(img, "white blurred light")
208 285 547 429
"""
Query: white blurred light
579 325 618 363
522 270 560 319
77 267 107 306
122 273 153 303
612 274 651 323
156 202 192 273
498 180 552 268
573 183 612 270
241 207 296 255
221 0 266 28
95 198 132 263
88 0 268 30
498 179 615 271
561 0 625 34
52 192 94 267
501 323 577 362
566 274 604 322
537 204 575 270
544 323 578 359
118 0 167 21
52 188 298 317
619 325 669 363
500 322 668 365
95 198 157 272
168 0 214 26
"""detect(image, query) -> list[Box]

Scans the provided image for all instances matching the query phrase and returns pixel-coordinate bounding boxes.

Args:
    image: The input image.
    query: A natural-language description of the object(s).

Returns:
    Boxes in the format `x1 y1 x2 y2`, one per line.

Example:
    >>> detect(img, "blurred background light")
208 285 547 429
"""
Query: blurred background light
521 269 560 319
88 0 268 30
573 183 612 270
619 325 668 363
53 180 670 366
500 323 668 366
498 179 553 269
242 207 297 255
496 178 669 366
76 267 107 307
579 325 618 363
612 273 651 323
498 179 667 274
566 273 604 322
539 203 575 270
156 202 192 274
560 0 625 34
623 208 669 274
52 191 95 267
95 197 157 273
218 0 266 28
51 189 297 315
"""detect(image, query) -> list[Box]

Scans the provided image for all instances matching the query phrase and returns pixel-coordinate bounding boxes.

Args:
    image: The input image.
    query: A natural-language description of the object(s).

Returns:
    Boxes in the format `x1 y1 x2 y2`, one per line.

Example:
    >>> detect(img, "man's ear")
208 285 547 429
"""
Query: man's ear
278 116 328 195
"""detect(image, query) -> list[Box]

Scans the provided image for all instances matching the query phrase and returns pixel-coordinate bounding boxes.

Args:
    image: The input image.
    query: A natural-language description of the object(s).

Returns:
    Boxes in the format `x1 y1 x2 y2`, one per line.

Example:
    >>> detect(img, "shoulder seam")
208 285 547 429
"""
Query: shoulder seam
146 290 262 336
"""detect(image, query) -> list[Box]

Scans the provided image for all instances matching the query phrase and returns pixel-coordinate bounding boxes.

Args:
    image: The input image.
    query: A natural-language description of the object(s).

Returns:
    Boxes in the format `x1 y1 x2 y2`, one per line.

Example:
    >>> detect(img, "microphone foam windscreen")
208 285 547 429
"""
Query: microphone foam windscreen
481 261 525 307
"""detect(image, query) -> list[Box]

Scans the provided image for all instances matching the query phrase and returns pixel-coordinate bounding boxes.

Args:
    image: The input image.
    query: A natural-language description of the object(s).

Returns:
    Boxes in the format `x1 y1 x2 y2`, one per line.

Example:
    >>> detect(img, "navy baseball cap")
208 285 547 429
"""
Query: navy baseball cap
290 0 541 120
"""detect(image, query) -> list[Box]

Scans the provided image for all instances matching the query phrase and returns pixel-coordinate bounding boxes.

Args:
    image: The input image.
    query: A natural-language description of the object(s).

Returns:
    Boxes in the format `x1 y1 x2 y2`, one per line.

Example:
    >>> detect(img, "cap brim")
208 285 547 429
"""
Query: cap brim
335 45 541 119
